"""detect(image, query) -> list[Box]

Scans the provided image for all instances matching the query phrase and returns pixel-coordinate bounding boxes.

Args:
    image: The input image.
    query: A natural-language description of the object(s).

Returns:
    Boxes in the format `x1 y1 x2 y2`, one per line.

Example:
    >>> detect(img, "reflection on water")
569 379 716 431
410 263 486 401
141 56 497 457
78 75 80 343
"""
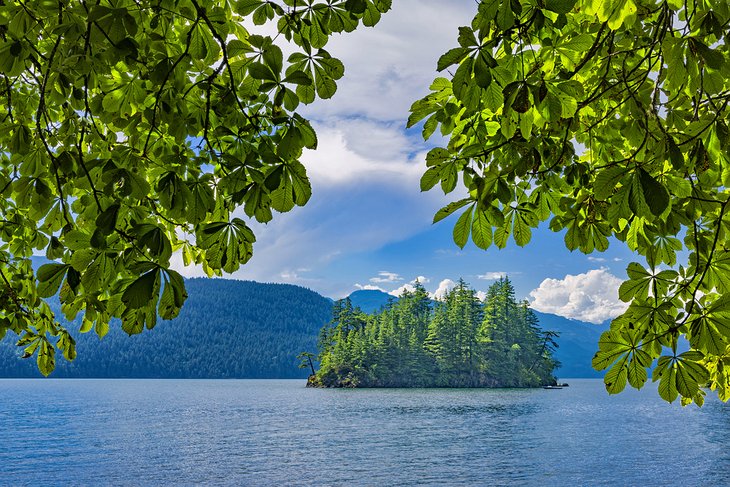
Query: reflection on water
381 403 536 416
0 379 728 486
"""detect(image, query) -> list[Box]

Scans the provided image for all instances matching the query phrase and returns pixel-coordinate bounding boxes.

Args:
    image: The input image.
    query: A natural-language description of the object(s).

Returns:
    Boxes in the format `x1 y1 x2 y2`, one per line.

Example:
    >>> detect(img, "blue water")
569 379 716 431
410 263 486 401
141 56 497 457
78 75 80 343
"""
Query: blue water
0 379 728 486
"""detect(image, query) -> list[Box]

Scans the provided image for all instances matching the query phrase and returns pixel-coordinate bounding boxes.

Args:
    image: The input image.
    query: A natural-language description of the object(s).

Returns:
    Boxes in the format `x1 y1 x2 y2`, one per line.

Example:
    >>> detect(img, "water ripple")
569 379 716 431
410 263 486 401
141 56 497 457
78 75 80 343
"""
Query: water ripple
0 379 728 486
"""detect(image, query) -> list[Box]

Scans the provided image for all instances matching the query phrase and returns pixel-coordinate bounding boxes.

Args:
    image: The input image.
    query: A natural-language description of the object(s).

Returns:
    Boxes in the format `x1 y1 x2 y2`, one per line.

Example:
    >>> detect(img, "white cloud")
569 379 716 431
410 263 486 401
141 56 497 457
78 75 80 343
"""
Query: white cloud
435 248 465 256
389 283 415 297
354 283 386 292
477 272 507 280
431 278 457 300
529 268 628 324
389 276 430 297
301 121 427 187
476 291 487 302
370 271 403 284
279 269 320 284
300 0 475 122
171 1 476 299
587 256 607 262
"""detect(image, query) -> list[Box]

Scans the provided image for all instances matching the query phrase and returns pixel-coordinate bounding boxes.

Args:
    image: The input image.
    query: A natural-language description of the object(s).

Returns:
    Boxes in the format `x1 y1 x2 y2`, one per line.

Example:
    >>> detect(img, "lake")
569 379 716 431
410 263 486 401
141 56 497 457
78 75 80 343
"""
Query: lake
0 379 728 485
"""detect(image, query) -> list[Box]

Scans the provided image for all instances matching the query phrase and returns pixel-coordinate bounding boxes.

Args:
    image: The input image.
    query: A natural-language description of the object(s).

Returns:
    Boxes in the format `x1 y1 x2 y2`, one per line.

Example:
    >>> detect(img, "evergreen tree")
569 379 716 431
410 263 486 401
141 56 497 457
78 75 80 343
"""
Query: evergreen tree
311 277 557 388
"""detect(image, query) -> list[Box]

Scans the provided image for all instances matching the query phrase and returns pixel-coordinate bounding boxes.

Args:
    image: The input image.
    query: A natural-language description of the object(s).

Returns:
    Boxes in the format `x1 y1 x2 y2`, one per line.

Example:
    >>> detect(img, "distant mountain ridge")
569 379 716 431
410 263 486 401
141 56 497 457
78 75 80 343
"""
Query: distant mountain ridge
0 279 606 379
347 289 397 313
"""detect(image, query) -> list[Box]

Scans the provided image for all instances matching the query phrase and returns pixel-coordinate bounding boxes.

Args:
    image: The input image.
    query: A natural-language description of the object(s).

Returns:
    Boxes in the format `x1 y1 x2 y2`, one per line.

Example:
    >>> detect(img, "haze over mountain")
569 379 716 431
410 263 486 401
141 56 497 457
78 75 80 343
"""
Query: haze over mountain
0 279 605 379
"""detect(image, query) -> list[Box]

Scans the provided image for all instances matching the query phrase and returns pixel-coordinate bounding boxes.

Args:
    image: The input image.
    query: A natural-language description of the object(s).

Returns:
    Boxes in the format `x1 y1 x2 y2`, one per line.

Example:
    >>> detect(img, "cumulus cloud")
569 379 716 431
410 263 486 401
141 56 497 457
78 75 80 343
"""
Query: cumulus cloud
370 271 403 284
477 272 508 280
301 121 426 188
529 268 628 324
389 283 415 297
389 276 430 297
431 279 457 300
476 291 488 302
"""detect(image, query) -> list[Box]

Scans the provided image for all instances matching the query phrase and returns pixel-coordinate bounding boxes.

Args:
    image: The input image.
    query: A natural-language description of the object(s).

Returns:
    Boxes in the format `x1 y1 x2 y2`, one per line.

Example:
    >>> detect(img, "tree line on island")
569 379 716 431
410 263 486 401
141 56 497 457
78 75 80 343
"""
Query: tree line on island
306 277 559 388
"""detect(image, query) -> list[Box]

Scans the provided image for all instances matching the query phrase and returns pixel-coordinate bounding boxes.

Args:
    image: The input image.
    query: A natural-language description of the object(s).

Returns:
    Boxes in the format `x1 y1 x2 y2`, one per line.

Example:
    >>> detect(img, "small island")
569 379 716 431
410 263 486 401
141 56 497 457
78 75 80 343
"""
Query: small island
307 277 559 388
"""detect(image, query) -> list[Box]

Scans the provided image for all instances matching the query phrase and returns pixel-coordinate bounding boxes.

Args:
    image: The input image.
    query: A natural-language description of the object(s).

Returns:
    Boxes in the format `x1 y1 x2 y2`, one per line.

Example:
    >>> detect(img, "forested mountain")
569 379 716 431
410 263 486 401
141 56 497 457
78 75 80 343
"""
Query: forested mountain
0 278 606 379
311 279 558 388
348 289 396 313
0 279 332 378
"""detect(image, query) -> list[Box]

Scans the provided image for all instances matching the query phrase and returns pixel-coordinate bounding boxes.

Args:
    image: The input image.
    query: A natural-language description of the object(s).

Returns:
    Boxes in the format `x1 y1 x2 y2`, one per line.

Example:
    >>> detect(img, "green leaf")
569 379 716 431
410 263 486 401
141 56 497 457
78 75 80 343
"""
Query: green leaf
314 73 337 99
667 138 684 170
95 204 120 236
80 253 112 292
473 54 493 89
37 339 55 377
592 349 625 370
64 230 91 251
496 1 514 30
249 62 276 81
421 167 441 192
675 361 700 398
159 270 187 320
282 70 312 85
95 321 109 340
604 355 628 394
511 84 530 113
544 0 577 14
638 168 669 217
627 354 648 389
513 212 532 246
451 58 473 102
494 216 512 249
236 0 264 16
657 362 679 403
121 270 159 310
437 47 469 71
471 209 493 249
58 331 77 361
594 167 626 200
457 26 477 48
36 263 69 298
618 263 651 302
433 199 471 223
694 41 725 70
595 0 637 30
453 206 474 248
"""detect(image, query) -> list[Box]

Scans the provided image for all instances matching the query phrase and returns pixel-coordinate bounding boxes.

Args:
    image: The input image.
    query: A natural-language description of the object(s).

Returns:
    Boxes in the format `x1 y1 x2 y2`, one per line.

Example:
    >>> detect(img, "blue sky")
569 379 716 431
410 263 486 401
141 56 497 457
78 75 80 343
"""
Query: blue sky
173 0 639 323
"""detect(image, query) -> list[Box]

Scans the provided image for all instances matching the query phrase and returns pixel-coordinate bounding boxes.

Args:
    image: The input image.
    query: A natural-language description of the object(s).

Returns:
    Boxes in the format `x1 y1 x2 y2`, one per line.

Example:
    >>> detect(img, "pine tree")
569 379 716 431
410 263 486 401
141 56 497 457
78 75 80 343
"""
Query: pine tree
312 277 557 388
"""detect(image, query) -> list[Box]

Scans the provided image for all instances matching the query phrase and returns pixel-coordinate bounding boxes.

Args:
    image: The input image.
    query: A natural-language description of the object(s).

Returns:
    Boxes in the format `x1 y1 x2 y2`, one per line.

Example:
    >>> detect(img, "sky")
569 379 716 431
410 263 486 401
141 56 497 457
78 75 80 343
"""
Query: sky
174 0 640 324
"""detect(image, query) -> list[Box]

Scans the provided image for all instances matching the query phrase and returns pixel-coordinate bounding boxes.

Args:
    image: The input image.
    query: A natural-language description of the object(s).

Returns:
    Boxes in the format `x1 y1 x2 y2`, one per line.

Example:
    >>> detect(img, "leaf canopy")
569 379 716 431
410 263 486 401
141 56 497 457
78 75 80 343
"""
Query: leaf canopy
0 0 390 375
411 0 730 404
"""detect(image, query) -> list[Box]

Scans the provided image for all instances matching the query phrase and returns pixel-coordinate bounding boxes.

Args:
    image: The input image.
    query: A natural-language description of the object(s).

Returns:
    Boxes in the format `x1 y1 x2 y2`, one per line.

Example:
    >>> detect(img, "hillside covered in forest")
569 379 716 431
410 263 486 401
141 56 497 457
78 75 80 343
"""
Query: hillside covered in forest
0 279 332 378
0 277 606 379
311 278 559 388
